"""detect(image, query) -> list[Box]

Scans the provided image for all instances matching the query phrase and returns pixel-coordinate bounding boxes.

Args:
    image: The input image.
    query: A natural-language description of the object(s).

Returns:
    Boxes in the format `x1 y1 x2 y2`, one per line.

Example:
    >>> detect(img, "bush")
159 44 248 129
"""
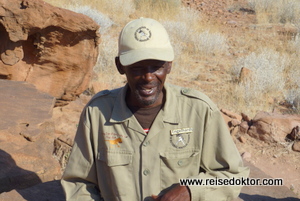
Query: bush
133 0 181 20
247 0 300 24
134 0 181 10
67 5 114 34
232 48 288 101
289 33 300 54
284 54 300 110
192 31 229 56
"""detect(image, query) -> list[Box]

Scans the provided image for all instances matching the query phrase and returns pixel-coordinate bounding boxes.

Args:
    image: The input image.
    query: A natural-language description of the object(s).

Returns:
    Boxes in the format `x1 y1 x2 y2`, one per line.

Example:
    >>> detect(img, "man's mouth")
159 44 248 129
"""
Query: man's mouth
138 86 156 96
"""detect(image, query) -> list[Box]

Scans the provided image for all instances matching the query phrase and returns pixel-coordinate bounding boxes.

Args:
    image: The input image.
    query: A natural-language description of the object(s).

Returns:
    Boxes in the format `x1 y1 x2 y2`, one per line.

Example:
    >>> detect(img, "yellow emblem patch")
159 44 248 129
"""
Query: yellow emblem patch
105 138 122 147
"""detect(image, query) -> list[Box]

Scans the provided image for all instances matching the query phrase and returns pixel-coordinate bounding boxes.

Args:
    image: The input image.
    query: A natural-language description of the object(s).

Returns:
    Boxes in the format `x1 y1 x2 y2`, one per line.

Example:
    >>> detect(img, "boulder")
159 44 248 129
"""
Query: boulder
0 80 55 136
0 0 100 106
239 121 249 134
247 111 300 143
231 119 241 127
0 80 61 193
241 112 251 122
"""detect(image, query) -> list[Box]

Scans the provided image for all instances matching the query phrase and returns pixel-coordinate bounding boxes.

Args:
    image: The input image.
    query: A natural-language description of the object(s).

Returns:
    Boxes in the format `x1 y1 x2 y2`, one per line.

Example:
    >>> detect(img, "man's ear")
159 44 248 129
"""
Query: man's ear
115 57 125 75
166 61 172 74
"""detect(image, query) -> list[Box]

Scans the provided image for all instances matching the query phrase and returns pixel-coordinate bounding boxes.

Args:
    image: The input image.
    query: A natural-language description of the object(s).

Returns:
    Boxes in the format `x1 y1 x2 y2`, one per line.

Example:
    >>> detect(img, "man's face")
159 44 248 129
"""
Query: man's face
117 59 172 108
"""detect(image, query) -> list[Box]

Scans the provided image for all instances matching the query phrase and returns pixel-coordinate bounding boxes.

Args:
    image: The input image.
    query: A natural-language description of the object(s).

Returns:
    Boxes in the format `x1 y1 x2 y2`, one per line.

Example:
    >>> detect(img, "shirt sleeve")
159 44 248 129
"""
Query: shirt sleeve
61 108 102 201
187 108 250 201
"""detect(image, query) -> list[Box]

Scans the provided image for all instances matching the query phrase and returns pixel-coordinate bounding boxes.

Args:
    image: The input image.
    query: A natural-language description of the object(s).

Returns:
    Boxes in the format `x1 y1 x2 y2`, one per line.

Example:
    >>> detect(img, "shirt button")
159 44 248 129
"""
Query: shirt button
143 169 150 176
182 88 188 93
143 141 150 147
178 160 184 166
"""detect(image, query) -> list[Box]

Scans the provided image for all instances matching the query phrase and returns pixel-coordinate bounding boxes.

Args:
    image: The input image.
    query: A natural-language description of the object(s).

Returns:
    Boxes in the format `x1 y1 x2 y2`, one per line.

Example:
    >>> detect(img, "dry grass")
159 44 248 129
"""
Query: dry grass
134 0 181 20
247 0 300 26
43 0 300 116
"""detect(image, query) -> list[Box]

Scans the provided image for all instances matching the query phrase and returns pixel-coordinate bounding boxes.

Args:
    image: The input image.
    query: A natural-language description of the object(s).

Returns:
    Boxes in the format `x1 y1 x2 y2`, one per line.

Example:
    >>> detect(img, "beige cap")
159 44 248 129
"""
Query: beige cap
118 17 174 66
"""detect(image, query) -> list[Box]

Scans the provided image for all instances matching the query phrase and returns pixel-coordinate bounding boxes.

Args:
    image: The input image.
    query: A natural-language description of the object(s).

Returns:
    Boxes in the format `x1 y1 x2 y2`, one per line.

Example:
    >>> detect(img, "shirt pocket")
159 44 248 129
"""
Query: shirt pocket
98 149 133 166
97 149 133 198
160 149 200 189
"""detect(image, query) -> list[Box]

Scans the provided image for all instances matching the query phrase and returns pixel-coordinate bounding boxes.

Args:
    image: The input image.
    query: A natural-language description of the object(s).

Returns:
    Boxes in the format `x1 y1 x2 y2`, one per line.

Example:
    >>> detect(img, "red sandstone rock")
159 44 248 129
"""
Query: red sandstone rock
0 0 100 105
221 111 232 129
241 112 251 122
239 67 253 83
241 151 251 160
238 135 246 143
0 80 61 193
239 121 249 134
221 108 242 121
231 119 241 127
247 111 300 143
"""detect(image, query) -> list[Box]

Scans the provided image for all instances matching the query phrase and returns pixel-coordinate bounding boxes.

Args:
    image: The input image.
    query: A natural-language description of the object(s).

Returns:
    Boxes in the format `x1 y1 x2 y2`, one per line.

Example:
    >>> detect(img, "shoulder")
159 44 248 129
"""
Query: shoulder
166 83 218 111
87 87 122 106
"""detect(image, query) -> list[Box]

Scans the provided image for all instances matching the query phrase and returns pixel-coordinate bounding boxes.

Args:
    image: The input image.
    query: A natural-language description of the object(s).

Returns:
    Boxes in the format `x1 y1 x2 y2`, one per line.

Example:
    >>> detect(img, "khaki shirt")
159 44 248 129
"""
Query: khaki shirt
61 83 249 201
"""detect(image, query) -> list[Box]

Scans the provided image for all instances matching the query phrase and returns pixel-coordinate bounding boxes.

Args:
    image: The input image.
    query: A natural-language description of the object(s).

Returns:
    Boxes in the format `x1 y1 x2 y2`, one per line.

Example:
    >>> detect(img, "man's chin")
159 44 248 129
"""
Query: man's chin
137 98 156 107
134 89 161 107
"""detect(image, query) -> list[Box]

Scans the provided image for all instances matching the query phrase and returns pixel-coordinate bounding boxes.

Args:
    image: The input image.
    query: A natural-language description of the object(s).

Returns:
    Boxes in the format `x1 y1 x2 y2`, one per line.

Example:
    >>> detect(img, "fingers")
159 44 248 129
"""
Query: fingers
151 195 160 201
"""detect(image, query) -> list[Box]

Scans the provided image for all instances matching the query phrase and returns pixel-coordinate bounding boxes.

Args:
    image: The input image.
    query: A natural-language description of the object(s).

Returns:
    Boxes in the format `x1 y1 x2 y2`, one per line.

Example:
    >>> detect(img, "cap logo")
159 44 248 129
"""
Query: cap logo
135 26 151 42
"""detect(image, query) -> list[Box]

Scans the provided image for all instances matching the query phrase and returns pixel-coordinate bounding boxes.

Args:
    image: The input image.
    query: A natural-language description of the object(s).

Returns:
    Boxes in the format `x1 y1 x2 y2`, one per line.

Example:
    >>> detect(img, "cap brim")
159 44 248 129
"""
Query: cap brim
119 48 174 66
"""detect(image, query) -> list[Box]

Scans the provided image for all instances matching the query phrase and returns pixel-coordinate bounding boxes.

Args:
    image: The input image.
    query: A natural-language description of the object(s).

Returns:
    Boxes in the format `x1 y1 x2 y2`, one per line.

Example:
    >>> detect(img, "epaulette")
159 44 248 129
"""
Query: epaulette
181 87 203 98
85 89 111 106
181 87 216 110
89 89 111 101
97 89 111 96
93 89 111 99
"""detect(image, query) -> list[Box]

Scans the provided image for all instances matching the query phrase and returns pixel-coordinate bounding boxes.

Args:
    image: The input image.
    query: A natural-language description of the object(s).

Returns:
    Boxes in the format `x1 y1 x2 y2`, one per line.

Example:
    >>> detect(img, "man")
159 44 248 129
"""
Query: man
61 17 249 201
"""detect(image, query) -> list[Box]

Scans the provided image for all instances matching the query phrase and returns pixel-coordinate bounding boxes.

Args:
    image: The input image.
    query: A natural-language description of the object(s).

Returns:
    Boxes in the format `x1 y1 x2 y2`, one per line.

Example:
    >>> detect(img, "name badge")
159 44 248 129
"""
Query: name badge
170 128 193 135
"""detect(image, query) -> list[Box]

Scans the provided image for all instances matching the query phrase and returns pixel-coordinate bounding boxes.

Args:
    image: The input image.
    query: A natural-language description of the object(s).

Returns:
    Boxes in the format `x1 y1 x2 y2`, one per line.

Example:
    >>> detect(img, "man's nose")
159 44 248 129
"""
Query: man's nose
141 67 155 81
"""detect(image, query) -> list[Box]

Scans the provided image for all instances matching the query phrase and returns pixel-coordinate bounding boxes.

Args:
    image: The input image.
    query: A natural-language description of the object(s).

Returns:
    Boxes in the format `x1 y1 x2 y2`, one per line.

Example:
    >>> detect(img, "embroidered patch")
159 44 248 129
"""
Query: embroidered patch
170 133 190 149
105 138 122 147
103 132 128 148
135 26 151 42
103 132 128 140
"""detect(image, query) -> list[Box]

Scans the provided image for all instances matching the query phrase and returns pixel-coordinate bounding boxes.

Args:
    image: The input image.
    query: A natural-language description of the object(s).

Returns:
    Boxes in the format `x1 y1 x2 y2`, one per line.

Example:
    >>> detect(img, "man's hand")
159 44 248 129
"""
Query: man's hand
151 184 191 201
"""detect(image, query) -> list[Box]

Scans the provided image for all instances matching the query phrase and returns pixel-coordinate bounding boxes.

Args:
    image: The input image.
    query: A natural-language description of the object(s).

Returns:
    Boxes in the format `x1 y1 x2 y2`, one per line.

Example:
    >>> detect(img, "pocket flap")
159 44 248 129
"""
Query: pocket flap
160 149 199 159
98 150 133 167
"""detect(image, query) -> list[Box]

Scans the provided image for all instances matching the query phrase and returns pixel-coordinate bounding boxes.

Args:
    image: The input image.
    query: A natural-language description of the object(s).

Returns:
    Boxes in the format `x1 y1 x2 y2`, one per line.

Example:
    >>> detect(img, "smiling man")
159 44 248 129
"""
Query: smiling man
61 18 249 201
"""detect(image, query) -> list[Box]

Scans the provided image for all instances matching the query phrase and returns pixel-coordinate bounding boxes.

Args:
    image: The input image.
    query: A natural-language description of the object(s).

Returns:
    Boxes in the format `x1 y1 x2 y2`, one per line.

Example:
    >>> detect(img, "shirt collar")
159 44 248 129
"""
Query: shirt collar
110 84 131 123
161 83 181 124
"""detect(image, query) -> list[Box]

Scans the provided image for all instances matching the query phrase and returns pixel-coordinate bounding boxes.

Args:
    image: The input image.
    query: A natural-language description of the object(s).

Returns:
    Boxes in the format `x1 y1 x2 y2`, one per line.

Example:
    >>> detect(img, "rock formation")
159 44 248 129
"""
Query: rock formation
0 0 100 106
221 109 300 148
247 111 300 143
0 80 61 194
